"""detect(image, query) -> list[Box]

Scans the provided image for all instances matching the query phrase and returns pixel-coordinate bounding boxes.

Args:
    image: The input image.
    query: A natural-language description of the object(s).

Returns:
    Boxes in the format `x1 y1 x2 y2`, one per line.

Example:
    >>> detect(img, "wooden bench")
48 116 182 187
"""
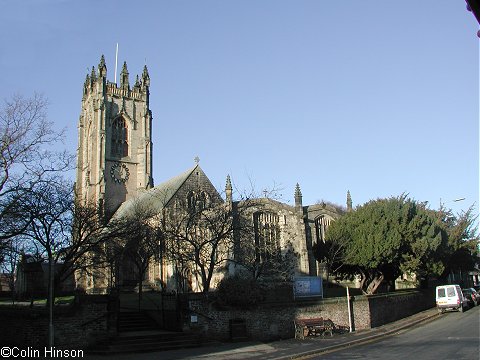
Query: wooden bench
294 317 336 339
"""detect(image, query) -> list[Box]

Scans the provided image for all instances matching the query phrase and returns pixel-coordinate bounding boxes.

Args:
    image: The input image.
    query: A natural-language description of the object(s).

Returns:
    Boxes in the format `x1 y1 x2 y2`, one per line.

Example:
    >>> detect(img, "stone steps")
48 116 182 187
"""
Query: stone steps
118 311 158 332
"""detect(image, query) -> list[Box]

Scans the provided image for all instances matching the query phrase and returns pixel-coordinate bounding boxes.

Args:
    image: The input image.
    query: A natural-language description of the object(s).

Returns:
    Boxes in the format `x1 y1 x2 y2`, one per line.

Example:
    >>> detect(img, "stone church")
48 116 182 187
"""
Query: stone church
75 56 350 293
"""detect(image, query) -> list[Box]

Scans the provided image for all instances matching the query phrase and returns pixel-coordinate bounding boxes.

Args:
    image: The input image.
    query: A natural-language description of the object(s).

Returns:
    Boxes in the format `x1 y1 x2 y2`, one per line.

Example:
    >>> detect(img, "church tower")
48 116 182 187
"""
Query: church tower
75 55 153 218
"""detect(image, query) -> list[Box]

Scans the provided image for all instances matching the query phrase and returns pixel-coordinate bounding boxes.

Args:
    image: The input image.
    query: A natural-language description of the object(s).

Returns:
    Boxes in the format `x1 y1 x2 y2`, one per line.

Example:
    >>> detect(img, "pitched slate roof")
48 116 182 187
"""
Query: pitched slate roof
113 165 199 219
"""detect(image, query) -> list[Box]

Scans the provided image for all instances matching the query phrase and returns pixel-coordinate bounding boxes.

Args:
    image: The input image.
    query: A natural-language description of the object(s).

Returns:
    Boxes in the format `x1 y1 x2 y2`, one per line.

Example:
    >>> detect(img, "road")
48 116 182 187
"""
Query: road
308 306 479 360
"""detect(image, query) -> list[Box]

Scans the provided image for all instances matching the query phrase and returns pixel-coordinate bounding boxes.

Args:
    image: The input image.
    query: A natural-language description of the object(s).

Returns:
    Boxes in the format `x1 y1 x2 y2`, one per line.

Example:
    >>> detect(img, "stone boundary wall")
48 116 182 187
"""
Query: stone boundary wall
185 290 434 341
0 295 117 349
368 289 435 328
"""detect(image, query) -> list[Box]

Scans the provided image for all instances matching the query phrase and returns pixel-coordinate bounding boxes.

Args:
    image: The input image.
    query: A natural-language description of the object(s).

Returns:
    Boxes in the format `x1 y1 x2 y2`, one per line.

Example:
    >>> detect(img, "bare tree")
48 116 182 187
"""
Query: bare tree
15 178 72 346
16 180 122 296
63 200 130 293
17 179 72 298
0 94 73 246
161 200 234 293
233 209 298 282
13 177 130 345
160 184 297 292
312 227 349 284
0 236 24 303
112 200 161 305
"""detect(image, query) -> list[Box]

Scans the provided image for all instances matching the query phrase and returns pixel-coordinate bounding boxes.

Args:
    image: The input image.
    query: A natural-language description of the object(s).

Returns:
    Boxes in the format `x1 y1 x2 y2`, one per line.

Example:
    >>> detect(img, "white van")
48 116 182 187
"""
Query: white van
435 284 467 313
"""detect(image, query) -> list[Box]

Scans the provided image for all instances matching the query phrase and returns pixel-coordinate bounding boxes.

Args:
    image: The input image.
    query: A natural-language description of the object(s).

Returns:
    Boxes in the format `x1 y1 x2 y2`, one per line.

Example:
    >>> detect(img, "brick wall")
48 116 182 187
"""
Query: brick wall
0 294 117 349
185 290 433 341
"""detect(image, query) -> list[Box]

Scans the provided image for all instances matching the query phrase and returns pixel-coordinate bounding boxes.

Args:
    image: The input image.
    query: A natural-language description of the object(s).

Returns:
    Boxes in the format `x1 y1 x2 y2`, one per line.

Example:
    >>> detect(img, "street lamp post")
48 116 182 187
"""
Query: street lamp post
48 256 54 347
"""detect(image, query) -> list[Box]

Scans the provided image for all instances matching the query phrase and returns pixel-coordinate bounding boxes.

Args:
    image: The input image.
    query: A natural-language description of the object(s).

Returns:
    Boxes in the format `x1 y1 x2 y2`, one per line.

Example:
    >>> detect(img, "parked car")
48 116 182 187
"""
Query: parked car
462 288 479 306
473 289 480 305
435 284 467 313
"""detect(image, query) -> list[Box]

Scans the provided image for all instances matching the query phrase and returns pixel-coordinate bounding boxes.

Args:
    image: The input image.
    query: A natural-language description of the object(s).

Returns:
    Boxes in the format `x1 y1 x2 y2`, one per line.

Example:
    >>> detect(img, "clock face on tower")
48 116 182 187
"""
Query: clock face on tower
110 162 129 183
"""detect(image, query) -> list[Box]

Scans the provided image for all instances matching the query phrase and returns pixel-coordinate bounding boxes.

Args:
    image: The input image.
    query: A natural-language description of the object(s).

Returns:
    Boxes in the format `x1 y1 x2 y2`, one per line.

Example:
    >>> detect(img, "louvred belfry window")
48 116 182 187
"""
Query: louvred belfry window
111 117 128 157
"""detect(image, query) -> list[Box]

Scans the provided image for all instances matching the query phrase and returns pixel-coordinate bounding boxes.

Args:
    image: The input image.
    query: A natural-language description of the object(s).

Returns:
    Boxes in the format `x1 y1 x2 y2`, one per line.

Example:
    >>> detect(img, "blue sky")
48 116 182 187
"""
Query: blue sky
0 0 478 219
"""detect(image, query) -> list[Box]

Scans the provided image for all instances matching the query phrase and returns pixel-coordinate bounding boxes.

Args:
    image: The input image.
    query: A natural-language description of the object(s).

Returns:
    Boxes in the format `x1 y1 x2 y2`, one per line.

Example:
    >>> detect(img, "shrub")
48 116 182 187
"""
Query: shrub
216 276 265 309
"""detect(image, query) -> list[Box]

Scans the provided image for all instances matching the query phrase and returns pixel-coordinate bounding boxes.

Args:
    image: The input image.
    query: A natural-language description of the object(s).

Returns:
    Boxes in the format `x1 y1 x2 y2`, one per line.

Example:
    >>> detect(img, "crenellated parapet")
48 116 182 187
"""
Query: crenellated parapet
82 55 150 102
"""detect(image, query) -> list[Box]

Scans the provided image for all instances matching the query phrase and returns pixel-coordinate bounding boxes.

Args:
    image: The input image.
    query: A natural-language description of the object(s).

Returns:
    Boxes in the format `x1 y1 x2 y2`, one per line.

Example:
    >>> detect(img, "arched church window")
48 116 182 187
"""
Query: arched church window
315 215 333 243
187 191 210 212
253 211 280 261
111 117 128 157
187 191 196 211
198 191 209 210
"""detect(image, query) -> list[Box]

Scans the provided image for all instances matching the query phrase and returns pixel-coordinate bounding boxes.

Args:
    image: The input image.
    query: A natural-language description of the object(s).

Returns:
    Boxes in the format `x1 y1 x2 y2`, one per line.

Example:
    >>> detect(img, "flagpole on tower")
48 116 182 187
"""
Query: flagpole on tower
114 43 119 84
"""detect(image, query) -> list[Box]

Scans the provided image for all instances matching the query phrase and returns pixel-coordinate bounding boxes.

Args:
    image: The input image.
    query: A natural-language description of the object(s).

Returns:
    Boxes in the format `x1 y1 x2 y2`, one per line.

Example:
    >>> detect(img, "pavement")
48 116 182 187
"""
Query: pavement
85 307 440 360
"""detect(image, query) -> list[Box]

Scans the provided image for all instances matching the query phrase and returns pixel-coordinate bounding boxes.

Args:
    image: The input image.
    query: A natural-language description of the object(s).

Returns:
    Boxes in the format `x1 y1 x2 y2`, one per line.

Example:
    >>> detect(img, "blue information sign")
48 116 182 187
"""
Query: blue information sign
294 276 323 298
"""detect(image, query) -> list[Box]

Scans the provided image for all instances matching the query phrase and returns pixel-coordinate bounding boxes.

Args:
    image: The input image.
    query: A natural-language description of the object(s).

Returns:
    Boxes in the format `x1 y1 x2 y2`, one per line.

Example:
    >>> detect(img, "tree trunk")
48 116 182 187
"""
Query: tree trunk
138 282 143 310
199 265 209 293
359 270 368 294
368 273 384 295
138 271 144 310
